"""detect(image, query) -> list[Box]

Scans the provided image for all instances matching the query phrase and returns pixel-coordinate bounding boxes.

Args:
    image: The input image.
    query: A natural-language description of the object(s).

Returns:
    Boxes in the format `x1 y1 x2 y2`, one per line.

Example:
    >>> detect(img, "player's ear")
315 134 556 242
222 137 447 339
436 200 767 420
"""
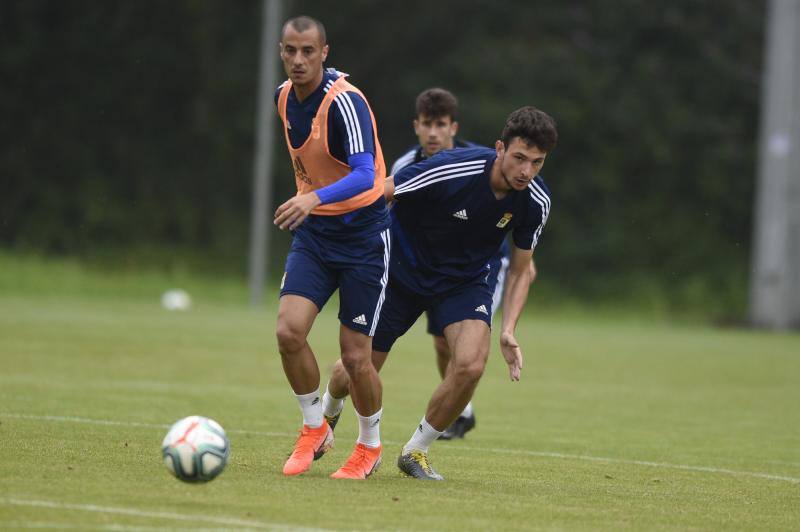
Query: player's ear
495 139 505 155
321 44 329 61
413 118 421 134
451 121 459 136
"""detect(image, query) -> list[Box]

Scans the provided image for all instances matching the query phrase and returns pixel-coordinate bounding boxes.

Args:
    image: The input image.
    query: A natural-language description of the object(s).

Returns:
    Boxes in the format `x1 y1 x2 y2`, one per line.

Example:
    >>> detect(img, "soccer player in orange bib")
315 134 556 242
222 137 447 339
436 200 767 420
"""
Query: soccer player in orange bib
273 15 389 480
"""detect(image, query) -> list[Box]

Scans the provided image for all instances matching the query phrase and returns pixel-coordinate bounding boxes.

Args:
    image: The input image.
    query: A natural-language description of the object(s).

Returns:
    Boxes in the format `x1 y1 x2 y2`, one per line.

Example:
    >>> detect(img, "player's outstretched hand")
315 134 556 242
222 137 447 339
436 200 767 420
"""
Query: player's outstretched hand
500 330 523 381
274 192 321 231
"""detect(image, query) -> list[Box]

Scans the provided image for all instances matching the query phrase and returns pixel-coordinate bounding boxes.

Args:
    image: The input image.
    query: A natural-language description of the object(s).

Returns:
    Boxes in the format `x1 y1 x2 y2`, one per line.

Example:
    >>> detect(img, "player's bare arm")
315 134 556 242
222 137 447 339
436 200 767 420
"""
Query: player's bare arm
499 245 536 381
274 191 322 231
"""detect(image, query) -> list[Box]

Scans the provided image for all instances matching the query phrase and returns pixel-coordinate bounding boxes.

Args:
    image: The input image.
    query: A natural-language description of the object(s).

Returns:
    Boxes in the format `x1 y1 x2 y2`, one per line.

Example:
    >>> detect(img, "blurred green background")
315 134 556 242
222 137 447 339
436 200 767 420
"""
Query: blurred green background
0 0 765 319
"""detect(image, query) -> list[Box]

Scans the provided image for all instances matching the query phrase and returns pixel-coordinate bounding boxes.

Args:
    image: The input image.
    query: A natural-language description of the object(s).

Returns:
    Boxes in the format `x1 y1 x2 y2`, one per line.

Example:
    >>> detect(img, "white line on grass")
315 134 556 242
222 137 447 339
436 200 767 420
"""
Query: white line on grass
3 414 170 429
2 413 287 437
457 446 800 485
5 412 799 485
0 498 330 532
0 520 239 531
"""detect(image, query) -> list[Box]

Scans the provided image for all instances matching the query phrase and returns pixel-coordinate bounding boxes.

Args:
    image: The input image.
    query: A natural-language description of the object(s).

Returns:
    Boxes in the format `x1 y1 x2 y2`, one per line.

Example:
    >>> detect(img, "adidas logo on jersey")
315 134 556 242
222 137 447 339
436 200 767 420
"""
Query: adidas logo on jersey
475 305 488 315
452 209 468 220
293 156 311 185
352 314 368 326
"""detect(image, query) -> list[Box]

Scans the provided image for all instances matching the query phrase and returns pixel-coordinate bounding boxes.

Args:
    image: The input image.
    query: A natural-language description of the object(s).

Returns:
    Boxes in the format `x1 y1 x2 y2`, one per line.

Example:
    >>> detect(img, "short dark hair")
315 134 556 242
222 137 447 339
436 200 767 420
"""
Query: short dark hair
282 16 327 45
501 106 558 153
415 88 459 121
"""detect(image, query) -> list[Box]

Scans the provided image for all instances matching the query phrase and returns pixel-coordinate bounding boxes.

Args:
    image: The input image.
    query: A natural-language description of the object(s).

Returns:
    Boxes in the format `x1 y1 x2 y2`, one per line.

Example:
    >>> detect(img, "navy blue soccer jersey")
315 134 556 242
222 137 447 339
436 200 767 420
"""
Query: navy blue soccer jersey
389 138 480 176
390 147 551 295
274 68 386 236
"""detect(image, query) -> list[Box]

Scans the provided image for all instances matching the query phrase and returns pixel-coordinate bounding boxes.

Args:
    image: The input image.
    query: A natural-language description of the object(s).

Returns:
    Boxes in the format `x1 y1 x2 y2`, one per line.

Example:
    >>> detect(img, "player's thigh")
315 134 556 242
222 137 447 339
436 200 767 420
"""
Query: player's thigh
339 323 372 367
371 278 425 354
433 283 493 365
276 294 320 344
431 281 494 338
337 229 391 336
442 319 491 367
280 230 339 311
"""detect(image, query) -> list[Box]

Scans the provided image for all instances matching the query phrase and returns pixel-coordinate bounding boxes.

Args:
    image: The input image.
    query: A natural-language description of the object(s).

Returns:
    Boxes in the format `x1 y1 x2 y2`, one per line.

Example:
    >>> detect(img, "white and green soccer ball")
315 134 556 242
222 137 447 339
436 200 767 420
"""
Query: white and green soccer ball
162 416 230 482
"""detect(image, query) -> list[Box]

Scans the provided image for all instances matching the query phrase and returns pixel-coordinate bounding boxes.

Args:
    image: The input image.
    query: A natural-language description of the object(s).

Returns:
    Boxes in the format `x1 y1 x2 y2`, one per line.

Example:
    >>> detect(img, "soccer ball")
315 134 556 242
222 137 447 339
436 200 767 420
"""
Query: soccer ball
162 416 230 482
161 289 192 311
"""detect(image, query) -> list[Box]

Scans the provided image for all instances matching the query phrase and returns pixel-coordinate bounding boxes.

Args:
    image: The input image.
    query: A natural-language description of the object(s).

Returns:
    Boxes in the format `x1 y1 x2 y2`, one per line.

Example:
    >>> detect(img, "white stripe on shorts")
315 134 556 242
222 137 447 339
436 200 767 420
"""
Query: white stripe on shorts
369 229 391 336
491 256 510 315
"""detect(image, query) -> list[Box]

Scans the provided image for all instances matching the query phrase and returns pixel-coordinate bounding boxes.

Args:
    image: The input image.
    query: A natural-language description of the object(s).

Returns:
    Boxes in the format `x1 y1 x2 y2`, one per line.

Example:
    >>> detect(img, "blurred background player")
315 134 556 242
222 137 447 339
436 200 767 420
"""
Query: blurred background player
273 15 389 480
326 106 556 479
390 88 477 174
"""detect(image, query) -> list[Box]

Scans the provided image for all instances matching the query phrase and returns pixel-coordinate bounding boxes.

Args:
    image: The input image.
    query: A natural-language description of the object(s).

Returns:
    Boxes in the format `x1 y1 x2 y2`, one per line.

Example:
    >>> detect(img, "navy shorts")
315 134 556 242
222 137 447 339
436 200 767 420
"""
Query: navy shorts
280 226 390 336
425 254 509 337
373 276 494 353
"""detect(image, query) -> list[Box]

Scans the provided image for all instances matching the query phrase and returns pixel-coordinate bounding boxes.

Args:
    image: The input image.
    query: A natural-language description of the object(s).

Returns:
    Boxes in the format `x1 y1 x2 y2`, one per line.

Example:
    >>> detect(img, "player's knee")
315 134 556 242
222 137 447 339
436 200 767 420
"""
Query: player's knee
450 356 487 385
275 321 306 354
339 350 371 376
331 358 346 378
329 359 350 393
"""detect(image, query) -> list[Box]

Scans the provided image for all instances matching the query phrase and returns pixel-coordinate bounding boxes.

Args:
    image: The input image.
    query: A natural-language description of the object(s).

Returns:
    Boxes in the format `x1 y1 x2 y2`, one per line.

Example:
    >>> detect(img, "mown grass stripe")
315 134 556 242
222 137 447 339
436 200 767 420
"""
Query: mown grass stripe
5 412 798 485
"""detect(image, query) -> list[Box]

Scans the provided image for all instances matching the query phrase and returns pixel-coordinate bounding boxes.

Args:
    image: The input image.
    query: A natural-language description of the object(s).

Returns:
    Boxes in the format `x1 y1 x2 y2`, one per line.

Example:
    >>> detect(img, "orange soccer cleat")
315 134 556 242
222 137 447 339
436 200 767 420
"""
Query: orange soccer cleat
330 443 382 479
282 421 334 476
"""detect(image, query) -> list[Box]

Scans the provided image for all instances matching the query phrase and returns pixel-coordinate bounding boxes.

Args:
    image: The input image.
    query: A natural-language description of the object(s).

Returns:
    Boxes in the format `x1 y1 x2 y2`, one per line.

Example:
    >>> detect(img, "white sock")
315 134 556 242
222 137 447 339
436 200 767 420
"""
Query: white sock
402 417 443 455
356 408 382 448
460 401 474 418
322 384 345 418
294 390 323 428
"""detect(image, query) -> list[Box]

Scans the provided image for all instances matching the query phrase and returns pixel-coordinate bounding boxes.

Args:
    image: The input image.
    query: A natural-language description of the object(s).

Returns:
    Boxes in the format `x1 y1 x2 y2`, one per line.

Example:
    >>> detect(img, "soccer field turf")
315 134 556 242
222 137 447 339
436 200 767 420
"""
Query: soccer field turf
1 267 799 530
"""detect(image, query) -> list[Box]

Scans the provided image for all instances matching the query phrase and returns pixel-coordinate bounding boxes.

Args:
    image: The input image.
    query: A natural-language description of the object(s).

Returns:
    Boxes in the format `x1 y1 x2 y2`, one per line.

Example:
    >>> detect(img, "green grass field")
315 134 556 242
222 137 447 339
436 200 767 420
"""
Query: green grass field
1 254 799 530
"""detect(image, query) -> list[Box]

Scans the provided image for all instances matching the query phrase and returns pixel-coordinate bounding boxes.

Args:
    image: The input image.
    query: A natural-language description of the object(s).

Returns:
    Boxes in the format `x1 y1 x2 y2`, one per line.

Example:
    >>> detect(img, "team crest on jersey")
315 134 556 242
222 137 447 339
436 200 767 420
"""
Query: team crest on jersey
293 156 311 185
496 212 513 228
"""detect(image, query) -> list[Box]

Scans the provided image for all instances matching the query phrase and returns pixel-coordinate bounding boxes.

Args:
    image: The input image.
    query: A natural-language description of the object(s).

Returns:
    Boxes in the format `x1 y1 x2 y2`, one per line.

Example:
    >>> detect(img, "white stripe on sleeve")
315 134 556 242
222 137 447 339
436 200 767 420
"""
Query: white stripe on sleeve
394 160 485 195
340 92 365 153
390 150 416 175
333 95 356 154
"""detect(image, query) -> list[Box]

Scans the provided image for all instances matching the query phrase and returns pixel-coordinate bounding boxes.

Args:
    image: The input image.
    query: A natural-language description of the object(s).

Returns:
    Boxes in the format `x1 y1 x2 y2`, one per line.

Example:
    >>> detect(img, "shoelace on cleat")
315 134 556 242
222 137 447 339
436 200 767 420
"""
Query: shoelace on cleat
340 446 372 474
410 451 434 473
291 427 325 454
